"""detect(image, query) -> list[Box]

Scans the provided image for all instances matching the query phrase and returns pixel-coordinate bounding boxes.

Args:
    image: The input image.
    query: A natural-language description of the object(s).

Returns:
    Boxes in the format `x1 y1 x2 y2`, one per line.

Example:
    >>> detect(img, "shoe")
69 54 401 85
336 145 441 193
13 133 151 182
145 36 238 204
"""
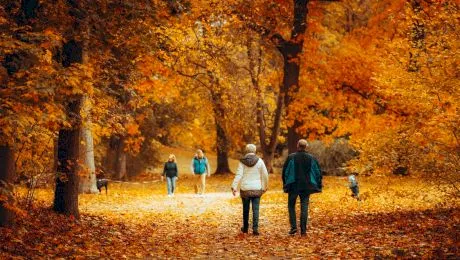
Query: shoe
167 194 172 197
301 232 306 237
241 227 248 233
253 230 259 236
289 228 297 235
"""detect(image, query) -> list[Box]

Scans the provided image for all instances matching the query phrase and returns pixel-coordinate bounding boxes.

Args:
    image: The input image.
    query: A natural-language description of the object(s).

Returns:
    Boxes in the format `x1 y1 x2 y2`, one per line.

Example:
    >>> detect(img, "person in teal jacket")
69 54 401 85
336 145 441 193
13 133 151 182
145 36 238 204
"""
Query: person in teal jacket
282 139 322 236
190 149 210 196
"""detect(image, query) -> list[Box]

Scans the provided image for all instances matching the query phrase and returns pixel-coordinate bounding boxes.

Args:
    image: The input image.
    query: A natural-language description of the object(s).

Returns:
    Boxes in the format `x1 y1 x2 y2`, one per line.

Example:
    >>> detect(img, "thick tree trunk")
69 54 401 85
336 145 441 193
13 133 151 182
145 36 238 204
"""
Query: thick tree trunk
109 136 127 180
262 151 275 174
278 0 309 153
53 1 92 218
78 96 98 194
53 100 81 219
211 91 232 175
0 145 15 227
215 120 232 174
282 46 303 153
103 136 127 180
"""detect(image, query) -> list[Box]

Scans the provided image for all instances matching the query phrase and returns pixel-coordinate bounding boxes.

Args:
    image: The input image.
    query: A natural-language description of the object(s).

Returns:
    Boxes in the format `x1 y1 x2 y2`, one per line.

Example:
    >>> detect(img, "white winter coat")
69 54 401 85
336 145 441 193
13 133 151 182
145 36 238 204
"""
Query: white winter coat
231 154 269 191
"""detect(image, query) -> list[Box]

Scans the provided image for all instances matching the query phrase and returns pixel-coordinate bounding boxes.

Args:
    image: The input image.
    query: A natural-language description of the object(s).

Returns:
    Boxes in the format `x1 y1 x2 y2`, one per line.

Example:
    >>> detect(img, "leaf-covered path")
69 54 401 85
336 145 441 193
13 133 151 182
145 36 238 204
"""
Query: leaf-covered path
1 176 458 259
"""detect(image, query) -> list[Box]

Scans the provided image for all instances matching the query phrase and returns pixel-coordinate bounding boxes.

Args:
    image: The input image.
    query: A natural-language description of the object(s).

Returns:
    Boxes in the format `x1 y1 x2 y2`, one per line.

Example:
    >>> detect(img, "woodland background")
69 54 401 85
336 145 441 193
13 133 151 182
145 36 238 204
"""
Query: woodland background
0 0 458 258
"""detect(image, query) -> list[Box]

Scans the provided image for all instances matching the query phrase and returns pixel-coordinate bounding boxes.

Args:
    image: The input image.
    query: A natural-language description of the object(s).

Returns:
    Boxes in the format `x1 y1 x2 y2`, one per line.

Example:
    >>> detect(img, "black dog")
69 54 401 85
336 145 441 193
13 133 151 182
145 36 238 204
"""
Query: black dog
96 179 108 194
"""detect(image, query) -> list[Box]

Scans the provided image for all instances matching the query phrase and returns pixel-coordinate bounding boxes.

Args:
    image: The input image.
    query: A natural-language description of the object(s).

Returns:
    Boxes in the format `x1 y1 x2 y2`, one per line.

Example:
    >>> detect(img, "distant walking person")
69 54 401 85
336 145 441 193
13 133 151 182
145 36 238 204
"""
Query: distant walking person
231 144 269 235
191 149 210 196
348 174 360 201
162 154 178 197
282 139 322 236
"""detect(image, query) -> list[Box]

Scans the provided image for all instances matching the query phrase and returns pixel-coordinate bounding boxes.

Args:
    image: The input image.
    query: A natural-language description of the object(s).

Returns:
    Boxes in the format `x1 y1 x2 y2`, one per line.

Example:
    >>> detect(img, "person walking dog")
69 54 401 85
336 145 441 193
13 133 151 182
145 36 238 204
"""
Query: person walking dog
282 139 322 236
191 149 210 196
231 144 269 235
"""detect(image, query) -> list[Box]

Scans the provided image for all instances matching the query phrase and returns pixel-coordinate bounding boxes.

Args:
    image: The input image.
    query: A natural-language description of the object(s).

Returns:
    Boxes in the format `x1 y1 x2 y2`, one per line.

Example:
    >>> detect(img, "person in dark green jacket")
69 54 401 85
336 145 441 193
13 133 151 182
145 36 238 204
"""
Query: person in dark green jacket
282 139 322 236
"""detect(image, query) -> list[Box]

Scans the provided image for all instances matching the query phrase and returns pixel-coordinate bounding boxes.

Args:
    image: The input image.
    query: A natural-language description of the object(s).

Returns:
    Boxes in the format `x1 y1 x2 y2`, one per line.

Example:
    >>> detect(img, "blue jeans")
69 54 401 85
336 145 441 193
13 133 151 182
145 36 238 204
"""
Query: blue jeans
288 192 310 234
242 197 260 232
166 176 177 195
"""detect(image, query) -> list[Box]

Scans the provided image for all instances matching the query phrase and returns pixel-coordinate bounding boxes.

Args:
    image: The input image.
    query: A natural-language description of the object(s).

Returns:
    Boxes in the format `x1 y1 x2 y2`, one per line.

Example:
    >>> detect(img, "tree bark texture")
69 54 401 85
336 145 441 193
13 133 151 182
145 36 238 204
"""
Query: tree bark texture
277 0 310 153
78 96 98 194
211 91 232 174
0 145 16 227
53 99 82 219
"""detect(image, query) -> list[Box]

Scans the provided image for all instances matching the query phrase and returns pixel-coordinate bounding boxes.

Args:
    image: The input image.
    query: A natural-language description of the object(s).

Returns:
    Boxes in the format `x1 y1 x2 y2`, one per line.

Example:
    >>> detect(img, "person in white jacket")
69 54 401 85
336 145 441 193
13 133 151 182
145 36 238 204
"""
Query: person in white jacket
231 144 269 235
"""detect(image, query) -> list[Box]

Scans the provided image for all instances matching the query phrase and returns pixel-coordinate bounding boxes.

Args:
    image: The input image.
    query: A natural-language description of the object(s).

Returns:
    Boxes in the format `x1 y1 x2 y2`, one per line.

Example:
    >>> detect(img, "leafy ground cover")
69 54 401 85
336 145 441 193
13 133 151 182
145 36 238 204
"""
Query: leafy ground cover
1 175 458 259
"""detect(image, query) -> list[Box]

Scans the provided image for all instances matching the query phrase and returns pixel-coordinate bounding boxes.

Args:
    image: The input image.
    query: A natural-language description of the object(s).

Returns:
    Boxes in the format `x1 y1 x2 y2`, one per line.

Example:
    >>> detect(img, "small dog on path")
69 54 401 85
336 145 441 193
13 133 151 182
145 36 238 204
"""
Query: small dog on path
96 178 108 194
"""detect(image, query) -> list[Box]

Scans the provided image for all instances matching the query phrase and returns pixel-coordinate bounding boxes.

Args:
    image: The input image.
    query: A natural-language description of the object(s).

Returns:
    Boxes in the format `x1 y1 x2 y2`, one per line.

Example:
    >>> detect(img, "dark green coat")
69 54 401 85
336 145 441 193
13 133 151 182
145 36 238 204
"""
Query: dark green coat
282 151 321 194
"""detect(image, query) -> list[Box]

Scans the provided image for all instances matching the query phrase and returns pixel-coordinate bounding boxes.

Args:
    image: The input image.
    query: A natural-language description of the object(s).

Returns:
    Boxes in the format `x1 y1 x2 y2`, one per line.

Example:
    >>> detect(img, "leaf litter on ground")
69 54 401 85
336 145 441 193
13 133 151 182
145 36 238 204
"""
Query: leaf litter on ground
1 175 458 258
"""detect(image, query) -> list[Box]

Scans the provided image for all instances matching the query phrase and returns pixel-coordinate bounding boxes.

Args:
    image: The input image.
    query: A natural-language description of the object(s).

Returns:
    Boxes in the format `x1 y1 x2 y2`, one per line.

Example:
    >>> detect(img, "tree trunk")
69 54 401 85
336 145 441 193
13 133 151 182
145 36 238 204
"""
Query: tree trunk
115 136 127 180
78 96 98 194
211 91 232 175
103 135 127 180
262 151 275 174
53 99 81 219
278 0 309 153
53 2 92 217
282 46 303 153
0 145 15 227
103 136 117 177
247 35 284 173
215 119 232 174
116 148 127 180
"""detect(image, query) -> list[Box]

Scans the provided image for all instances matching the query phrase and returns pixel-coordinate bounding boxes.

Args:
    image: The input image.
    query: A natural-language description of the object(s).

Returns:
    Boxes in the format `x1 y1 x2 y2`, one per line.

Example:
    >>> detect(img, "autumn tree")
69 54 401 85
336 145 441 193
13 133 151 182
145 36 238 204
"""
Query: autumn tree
155 10 252 174
0 0 63 222
354 0 459 184
229 0 341 152
245 33 285 173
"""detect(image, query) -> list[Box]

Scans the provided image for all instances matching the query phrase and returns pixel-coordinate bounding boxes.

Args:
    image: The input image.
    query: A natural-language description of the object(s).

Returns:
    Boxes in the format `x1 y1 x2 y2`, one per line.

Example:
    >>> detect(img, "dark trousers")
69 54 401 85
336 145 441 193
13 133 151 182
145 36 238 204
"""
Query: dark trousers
351 186 359 197
351 186 360 200
242 197 260 231
288 192 310 233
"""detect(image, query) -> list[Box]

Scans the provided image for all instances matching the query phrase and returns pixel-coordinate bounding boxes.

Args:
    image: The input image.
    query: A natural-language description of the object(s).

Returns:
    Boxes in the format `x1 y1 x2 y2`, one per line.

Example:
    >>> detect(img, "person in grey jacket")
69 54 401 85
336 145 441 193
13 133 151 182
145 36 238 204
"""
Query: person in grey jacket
231 144 269 235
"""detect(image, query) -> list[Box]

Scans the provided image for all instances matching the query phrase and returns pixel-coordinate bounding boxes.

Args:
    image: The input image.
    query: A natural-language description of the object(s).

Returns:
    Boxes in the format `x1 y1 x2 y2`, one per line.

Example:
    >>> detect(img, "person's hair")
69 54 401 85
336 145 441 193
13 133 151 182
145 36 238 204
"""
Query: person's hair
245 144 256 154
297 139 308 150
168 154 176 162
196 149 204 158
